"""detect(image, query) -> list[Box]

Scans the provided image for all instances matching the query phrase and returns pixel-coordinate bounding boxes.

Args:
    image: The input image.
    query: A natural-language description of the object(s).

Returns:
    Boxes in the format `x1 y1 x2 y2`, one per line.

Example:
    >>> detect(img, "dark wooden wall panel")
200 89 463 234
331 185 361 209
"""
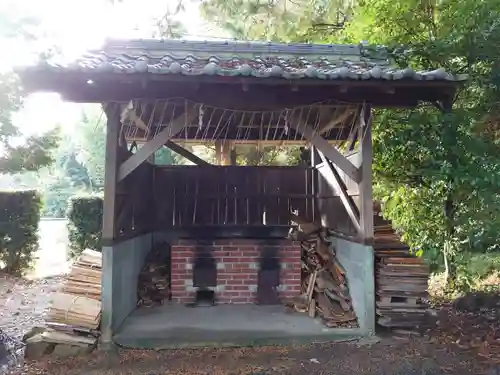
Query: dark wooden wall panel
115 160 154 238
153 166 318 228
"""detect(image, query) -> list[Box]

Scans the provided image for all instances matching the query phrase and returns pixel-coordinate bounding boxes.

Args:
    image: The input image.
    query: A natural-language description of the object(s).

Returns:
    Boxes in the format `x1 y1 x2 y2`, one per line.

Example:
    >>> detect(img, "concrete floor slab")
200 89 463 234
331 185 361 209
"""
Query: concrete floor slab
113 304 362 349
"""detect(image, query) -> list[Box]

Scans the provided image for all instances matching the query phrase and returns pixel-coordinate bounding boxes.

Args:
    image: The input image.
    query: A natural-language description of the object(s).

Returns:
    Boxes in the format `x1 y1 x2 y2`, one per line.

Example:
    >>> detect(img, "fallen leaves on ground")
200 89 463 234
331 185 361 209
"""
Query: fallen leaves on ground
427 296 500 365
15 339 488 375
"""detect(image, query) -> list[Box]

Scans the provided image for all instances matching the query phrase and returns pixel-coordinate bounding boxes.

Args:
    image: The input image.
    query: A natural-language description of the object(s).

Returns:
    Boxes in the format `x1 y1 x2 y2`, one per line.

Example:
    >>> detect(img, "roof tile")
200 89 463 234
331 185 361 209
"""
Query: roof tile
24 39 468 82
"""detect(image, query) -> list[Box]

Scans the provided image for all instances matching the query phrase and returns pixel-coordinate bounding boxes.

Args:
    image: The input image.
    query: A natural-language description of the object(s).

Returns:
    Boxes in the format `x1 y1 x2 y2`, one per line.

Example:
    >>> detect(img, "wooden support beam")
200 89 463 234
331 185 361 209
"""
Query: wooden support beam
221 141 231 166
358 105 374 242
230 147 237 165
102 103 121 242
319 106 356 135
118 105 197 181
288 116 361 183
128 107 208 165
123 125 353 143
164 141 210 166
347 117 360 152
316 150 361 234
215 140 223 164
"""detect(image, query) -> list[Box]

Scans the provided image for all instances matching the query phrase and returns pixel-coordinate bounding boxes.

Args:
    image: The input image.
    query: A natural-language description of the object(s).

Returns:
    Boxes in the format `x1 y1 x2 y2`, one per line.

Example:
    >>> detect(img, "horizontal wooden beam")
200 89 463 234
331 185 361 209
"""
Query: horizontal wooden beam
24 70 463 89
126 138 340 146
122 125 353 142
118 105 198 181
23 74 454 108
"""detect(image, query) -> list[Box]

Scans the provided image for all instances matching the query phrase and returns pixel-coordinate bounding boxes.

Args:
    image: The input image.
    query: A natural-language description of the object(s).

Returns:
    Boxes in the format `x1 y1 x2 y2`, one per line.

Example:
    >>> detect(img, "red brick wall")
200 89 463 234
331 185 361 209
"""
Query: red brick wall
171 239 301 304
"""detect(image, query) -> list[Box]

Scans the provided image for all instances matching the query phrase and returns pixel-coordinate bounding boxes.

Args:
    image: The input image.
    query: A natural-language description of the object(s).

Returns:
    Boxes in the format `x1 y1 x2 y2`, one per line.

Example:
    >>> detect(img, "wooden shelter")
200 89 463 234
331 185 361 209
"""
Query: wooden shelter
20 39 465 347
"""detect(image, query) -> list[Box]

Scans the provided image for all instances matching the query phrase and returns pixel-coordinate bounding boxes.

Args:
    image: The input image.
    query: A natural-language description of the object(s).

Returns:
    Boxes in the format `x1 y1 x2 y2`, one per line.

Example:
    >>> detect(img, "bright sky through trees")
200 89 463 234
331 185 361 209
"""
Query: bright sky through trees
2 0 213 137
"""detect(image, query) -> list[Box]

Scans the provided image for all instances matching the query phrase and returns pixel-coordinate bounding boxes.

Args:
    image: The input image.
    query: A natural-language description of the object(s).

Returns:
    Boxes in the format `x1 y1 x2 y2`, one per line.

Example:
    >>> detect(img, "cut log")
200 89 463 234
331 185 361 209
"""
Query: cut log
308 299 316 318
306 271 317 303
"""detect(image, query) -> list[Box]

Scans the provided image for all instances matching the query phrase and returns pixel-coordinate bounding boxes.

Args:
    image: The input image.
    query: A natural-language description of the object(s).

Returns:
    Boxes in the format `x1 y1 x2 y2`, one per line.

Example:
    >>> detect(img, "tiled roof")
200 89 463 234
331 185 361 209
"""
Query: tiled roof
24 39 468 82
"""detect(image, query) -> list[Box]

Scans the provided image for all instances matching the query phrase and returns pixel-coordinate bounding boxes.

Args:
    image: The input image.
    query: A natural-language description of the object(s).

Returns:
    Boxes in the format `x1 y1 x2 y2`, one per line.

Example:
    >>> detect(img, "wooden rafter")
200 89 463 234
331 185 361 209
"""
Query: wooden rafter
118 104 198 181
316 150 361 234
288 116 361 183
319 106 356 135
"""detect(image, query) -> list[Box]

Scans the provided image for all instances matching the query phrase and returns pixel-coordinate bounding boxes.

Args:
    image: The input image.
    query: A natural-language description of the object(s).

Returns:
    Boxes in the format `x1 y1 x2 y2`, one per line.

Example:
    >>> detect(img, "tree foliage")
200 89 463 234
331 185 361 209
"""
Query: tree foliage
199 0 500 278
74 109 106 189
342 0 500 273
0 190 41 275
0 8 59 174
67 195 103 258
200 0 353 42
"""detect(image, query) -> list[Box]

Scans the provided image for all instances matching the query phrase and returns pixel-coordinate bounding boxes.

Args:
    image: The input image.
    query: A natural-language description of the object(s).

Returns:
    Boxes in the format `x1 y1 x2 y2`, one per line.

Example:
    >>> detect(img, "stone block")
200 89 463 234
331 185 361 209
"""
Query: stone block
51 344 94 358
24 341 54 360
22 326 47 343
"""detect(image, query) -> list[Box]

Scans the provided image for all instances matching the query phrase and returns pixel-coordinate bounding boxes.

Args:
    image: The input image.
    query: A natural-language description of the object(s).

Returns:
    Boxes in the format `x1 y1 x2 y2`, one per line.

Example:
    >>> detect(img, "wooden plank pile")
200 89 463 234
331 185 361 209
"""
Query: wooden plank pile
48 293 101 330
62 250 101 300
374 223 430 328
48 250 102 330
137 242 171 307
287 214 358 328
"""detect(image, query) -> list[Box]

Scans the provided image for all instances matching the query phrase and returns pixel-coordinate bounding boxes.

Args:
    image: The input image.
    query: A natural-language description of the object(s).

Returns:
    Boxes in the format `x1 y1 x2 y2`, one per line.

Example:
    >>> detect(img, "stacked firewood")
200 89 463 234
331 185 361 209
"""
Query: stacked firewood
137 242 171 307
287 214 358 328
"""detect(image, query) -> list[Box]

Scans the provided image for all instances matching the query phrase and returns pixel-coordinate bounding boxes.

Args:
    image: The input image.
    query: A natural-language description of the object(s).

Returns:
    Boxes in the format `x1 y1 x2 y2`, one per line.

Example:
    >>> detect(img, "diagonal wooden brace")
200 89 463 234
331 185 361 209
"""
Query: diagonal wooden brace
164 141 211 166
118 104 198 181
126 107 210 166
288 117 360 183
316 150 361 234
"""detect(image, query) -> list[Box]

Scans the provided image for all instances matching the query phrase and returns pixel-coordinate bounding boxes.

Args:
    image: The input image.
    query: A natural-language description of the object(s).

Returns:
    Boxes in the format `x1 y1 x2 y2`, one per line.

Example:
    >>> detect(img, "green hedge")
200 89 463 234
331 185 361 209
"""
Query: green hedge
0 190 41 275
67 195 103 258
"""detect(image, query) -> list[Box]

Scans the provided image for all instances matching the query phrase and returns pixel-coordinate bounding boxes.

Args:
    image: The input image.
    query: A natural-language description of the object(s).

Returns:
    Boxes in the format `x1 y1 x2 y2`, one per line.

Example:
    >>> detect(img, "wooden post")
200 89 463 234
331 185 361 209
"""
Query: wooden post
310 146 320 224
358 105 374 243
215 140 223 165
221 141 231 165
102 103 121 243
230 145 237 165
215 140 233 165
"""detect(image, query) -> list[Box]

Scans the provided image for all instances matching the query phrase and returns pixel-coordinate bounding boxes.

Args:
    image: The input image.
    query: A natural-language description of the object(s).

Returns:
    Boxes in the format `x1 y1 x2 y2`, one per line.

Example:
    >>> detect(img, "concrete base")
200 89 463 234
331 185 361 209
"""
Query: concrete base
113 304 362 349
331 237 375 336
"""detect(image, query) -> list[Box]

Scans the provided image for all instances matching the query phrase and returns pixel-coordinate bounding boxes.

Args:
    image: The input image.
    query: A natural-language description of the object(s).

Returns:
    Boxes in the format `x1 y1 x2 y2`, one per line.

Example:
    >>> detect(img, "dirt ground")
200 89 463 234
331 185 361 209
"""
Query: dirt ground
4 276 497 375
0 219 68 340
15 338 498 375
2 221 499 375
0 275 62 341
